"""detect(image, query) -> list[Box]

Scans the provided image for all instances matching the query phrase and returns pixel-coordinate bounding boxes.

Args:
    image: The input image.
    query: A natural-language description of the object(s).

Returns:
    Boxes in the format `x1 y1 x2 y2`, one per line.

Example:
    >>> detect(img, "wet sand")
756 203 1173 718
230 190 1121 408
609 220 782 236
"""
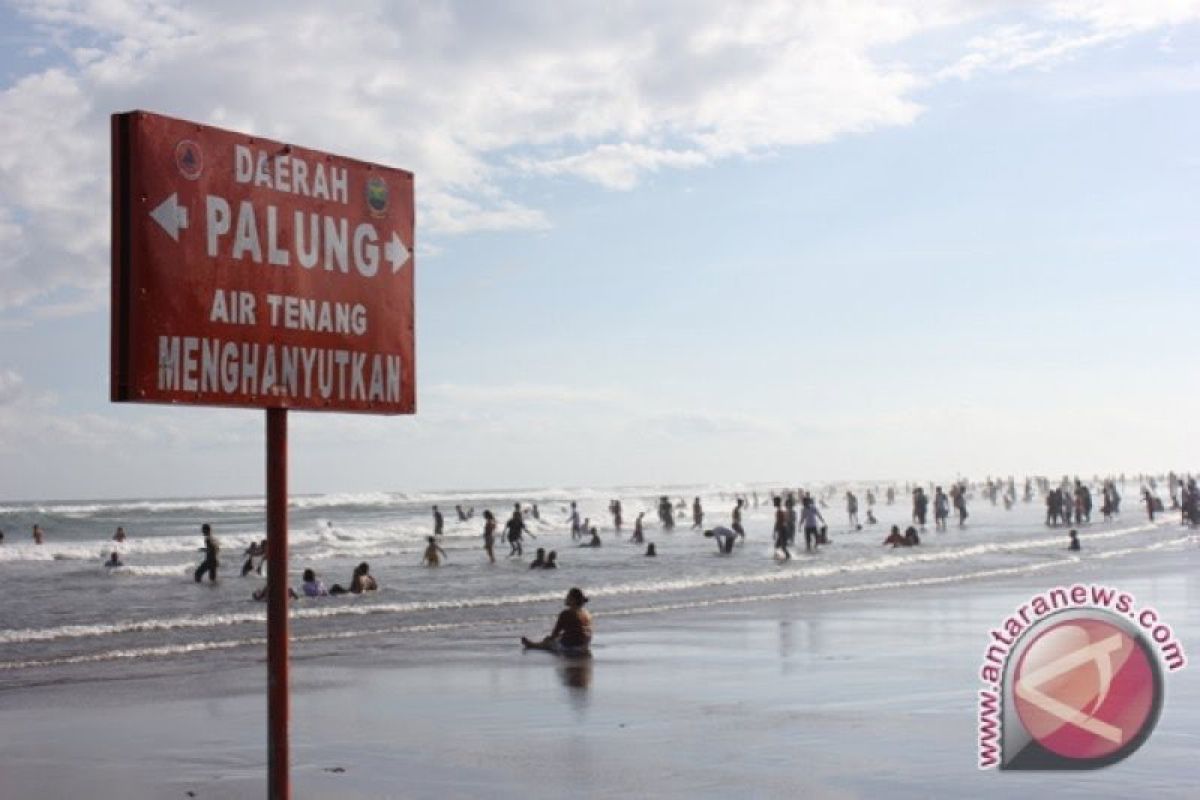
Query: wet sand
0 546 1196 799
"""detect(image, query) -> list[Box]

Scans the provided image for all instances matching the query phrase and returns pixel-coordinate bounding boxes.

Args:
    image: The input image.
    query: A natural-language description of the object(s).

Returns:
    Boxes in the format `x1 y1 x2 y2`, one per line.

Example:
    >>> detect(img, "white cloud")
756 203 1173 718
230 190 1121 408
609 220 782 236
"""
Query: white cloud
1 0 1198 316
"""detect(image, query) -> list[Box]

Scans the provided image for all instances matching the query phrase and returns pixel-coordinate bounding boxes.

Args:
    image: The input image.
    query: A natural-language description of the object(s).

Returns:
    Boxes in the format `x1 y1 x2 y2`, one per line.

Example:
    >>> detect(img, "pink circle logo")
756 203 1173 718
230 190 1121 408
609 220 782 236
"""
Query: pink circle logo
1013 616 1158 763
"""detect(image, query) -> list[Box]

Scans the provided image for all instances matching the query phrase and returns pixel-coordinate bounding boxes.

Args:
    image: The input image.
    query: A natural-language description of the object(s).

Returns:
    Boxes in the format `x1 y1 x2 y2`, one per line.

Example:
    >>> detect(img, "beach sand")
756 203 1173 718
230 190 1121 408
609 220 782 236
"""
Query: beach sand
1 547 1196 799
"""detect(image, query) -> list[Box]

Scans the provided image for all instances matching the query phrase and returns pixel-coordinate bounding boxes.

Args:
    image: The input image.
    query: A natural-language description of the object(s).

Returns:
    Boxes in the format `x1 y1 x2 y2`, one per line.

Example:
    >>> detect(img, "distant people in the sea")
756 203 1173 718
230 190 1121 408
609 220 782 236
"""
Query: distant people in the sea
645 543 657 557
772 496 790 561
521 587 592 656
105 551 123 568
531 547 547 568
1068 529 1080 552
631 512 645 544
0 530 5 544
609 499 623 531
883 525 920 547
32 524 44 545
544 550 558 569
482 510 498 563
329 562 377 595
951 484 968 527
302 568 328 597
657 496 675 530
705 526 739 554
194 524 219 583
568 501 582 540
506 503 532 556
911 488 928 527
731 498 746 539
422 536 448 567
799 496 825 552
241 539 265 576
580 528 601 548
692 497 704 529
432 505 444 536
112 526 127 543
866 509 878 525
253 585 299 601
934 487 949 530
846 491 859 529
455 504 468 522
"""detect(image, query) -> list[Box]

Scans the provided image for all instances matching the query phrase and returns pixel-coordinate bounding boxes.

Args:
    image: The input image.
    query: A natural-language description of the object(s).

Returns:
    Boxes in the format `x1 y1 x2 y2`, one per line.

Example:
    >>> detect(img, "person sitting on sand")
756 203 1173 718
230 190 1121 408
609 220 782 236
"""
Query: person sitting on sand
644 543 657 557
530 547 547 568
544 550 558 569
1068 529 1081 552
422 536 448 567
330 562 378 595
580 528 601 547
105 551 123 568
301 568 328 597
883 525 910 548
521 587 592 656
704 526 738 554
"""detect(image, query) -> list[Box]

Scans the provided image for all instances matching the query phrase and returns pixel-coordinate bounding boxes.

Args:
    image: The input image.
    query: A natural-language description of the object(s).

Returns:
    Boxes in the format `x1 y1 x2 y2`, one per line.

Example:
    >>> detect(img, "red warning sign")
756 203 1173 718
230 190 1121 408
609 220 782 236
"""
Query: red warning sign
111 110 415 414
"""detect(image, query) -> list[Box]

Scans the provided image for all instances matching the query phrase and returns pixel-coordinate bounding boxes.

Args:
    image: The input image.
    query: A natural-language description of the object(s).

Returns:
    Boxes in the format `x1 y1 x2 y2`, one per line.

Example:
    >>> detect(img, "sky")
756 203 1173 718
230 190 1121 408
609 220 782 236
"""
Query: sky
1 1 1198 500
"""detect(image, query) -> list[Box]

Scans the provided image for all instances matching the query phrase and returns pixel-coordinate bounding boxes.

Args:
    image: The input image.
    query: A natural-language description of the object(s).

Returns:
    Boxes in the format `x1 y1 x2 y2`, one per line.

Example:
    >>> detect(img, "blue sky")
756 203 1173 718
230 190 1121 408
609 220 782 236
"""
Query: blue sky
1 2 1198 500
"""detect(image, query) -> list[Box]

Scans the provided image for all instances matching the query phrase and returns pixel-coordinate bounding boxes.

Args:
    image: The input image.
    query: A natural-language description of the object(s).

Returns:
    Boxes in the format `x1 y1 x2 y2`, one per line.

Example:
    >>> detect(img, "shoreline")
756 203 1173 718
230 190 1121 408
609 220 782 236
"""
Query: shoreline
1 539 1195 799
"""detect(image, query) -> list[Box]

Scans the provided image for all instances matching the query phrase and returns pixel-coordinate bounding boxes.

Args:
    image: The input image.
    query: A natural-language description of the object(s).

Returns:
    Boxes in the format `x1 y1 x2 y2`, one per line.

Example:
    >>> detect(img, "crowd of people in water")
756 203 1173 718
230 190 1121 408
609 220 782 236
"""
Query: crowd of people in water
6 473 1196 624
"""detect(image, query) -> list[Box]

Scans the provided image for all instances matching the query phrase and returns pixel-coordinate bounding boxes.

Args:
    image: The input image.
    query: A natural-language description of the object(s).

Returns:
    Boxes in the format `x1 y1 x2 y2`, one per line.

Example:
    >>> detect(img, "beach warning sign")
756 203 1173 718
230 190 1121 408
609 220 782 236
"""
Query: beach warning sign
111 110 415 414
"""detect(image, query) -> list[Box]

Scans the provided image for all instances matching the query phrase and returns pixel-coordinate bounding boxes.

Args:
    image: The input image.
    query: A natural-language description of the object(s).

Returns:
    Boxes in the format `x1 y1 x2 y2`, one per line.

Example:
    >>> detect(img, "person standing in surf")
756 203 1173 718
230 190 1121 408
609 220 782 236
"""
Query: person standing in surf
799 496 825 552
732 498 746 539
772 496 790 561
692 497 704 530
506 503 532 556
482 509 498 563
193 524 219 583
432 505 445 536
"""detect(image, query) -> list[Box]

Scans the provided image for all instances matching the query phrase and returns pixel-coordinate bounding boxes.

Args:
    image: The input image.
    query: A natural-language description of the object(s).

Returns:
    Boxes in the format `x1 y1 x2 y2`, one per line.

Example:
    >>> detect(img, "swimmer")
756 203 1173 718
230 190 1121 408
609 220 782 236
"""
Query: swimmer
1068 529 1081 552
544 550 558 569
301 568 328 597
905 526 920 546
883 526 909 547
105 551 123 568
530 547 547 568
422 536 448 567
866 509 878 526
253 586 298 601
644 543 657 557
580 527 602 548
521 588 592 656
329 562 378 595
704 526 738 554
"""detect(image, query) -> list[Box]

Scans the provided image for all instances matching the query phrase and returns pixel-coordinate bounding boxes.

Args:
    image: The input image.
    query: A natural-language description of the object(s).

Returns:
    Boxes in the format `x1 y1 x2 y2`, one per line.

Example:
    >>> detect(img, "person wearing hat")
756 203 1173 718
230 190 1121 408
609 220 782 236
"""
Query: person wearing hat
521 587 592 655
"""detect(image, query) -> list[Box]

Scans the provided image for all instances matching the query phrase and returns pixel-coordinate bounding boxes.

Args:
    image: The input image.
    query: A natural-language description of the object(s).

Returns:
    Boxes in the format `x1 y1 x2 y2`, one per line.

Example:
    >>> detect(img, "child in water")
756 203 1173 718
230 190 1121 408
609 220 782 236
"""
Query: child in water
1068 529 1081 551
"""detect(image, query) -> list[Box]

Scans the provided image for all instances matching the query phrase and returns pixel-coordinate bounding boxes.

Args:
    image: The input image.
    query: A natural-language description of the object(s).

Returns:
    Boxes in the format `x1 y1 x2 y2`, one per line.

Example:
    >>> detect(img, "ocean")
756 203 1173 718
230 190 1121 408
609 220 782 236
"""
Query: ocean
0 480 1186 691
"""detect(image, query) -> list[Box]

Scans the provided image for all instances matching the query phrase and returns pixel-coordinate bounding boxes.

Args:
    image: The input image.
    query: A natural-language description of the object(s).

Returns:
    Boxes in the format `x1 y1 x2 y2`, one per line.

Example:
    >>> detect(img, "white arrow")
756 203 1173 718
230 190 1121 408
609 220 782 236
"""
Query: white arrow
150 193 189 242
384 231 411 273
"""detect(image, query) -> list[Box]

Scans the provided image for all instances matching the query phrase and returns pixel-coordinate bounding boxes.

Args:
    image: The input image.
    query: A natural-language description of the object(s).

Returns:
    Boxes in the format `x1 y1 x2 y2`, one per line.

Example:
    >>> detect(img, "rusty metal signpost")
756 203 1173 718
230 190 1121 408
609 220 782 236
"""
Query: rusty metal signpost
111 110 415 798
